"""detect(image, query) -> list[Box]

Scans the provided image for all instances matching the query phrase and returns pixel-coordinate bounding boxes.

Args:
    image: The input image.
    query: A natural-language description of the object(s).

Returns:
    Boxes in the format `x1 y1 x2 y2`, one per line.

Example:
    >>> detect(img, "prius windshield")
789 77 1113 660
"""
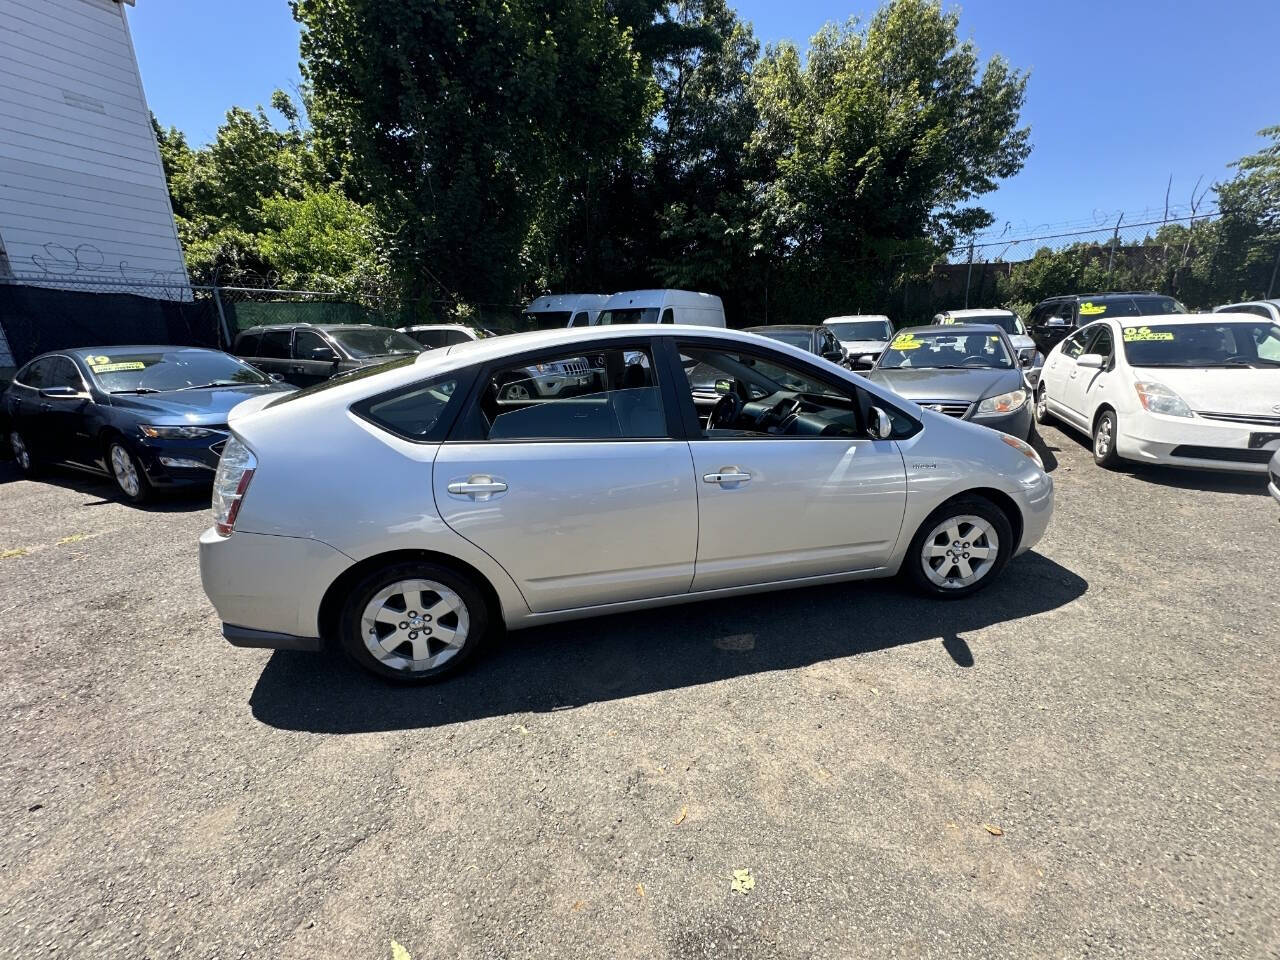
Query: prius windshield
878 331 1014 370
1121 322 1280 367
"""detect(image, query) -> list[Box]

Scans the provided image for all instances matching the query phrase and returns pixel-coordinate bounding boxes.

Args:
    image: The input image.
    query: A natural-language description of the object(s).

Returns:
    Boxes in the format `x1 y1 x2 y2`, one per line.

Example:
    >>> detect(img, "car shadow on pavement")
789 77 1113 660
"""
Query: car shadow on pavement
250 551 1087 734
0 460 209 511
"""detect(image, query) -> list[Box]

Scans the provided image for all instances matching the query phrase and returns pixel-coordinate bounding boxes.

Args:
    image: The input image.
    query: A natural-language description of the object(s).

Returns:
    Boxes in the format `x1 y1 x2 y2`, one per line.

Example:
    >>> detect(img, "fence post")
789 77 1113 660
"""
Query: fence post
1269 241 1280 299
1106 213 1124 275
963 239 975 308
210 280 233 349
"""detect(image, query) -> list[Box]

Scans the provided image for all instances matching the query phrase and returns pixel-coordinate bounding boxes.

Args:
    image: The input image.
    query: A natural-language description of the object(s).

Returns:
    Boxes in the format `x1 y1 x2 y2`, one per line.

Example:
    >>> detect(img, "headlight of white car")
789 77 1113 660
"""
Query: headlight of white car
976 389 1027 416
140 425 219 439
1133 381 1192 418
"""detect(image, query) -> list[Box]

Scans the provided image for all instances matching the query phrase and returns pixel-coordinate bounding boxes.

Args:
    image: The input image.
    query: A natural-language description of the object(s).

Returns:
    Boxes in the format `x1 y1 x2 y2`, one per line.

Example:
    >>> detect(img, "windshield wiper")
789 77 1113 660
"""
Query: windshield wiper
110 387 161 394
175 380 258 391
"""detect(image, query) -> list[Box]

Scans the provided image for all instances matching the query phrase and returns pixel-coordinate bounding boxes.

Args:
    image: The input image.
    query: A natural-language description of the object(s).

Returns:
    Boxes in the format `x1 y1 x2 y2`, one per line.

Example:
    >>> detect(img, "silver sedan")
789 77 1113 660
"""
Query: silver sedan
199 325 1054 681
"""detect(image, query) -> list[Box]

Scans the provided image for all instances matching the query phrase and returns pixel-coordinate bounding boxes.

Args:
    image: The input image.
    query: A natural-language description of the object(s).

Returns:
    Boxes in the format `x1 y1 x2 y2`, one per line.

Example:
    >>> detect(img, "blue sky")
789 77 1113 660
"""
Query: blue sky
130 0 1278 238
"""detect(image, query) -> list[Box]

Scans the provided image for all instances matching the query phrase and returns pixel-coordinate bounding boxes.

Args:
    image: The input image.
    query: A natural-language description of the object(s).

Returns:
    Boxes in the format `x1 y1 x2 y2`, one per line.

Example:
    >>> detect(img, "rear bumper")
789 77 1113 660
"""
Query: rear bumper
199 527 352 640
223 624 322 652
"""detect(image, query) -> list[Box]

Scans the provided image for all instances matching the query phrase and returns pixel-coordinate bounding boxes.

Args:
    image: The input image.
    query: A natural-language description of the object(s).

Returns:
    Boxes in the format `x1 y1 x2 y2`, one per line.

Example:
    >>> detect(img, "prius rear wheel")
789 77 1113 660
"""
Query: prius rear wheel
340 561 489 682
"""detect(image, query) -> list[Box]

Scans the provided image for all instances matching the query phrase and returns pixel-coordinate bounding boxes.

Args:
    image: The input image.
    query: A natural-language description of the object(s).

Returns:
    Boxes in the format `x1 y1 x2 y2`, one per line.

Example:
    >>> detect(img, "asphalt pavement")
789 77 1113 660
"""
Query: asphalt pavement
1 424 1277 959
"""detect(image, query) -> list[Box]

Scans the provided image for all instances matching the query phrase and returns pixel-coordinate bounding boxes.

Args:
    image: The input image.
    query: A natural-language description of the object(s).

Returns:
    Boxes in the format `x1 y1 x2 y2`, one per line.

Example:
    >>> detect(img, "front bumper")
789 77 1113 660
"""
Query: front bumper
1116 413 1279 474
971 403 1034 440
199 527 352 643
134 433 227 486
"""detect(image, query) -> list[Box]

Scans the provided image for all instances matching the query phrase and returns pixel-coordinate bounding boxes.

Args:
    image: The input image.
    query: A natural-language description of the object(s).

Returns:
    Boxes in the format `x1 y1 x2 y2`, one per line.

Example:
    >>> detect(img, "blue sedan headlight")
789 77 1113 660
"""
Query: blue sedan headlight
139 425 219 439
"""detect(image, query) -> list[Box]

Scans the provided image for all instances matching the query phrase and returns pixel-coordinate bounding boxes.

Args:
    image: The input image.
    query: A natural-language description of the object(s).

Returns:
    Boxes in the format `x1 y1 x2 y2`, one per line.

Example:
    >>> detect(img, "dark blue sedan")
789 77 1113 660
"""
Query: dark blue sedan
3 345 293 503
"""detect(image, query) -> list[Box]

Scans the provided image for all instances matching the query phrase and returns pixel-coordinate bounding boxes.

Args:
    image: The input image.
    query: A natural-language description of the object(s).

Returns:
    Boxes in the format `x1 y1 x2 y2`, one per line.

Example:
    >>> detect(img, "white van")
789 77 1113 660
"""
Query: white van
596 289 726 327
521 294 610 331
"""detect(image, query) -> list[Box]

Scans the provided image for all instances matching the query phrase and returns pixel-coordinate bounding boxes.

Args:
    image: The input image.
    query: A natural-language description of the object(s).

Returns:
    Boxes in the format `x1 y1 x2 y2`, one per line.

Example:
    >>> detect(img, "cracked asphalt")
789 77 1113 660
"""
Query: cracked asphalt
1 423 1277 959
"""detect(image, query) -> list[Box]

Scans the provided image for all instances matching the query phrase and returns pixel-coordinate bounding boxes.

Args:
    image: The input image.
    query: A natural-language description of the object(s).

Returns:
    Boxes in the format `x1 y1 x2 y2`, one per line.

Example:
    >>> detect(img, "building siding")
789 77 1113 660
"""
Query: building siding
0 0 187 292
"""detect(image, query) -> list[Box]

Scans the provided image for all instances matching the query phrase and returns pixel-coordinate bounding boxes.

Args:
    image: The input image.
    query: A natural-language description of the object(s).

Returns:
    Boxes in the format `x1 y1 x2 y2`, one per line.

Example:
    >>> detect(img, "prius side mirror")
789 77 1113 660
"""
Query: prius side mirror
1077 353 1105 370
868 406 893 440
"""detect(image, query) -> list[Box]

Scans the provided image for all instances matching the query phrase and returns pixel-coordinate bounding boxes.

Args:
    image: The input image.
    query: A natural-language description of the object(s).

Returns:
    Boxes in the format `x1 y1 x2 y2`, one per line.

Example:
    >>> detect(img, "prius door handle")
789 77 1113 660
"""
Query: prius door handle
447 476 508 499
703 469 751 485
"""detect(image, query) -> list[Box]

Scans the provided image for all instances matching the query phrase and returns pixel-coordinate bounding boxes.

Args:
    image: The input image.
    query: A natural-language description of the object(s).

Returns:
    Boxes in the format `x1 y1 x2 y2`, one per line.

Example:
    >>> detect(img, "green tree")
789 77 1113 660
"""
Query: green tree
292 0 656 307
153 93 324 284
750 0 1030 321
258 185 386 299
1213 125 1280 300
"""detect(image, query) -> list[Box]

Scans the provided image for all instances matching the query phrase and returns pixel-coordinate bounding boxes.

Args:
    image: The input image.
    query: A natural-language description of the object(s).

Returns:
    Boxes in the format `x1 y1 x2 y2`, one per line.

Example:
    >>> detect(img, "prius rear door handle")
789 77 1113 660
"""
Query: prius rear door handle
703 469 751 485
447 476 508 500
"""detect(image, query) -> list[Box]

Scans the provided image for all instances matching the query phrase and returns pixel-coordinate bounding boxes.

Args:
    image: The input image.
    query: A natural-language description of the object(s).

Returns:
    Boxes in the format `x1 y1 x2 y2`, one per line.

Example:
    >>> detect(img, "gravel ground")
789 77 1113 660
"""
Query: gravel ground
1 425 1277 960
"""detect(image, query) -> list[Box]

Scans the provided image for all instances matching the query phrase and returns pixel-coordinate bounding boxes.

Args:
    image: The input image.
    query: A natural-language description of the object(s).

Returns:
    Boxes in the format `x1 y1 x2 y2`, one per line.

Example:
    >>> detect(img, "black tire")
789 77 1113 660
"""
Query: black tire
904 496 1015 598
1033 383 1053 426
339 560 490 682
1091 408 1122 469
106 440 152 504
9 429 43 477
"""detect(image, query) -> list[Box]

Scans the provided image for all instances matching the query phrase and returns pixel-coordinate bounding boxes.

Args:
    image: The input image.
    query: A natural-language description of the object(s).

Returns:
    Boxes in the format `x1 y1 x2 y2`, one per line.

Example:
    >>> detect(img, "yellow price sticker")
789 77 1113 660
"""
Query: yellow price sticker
1079 302 1107 316
891 334 924 350
87 354 111 365
90 361 146 372
1122 326 1174 343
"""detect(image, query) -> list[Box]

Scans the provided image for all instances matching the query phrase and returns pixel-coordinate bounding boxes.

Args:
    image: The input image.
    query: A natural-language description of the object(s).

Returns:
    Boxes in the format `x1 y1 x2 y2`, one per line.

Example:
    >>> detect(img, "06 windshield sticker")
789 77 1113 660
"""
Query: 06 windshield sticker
1122 326 1175 343
890 333 924 350
1079 302 1107 316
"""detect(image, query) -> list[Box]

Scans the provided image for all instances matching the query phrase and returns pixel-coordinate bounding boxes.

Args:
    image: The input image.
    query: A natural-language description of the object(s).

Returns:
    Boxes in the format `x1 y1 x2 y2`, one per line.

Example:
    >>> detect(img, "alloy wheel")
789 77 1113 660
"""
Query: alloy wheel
1094 417 1113 459
920 515 1000 590
10 431 30 471
504 382 532 401
360 578 470 673
110 444 141 498
1035 388 1048 420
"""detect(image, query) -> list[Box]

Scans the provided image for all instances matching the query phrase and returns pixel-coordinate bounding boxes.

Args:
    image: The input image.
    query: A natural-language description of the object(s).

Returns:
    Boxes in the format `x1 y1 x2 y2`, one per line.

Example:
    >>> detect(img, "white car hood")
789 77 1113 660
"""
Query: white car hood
1133 367 1280 415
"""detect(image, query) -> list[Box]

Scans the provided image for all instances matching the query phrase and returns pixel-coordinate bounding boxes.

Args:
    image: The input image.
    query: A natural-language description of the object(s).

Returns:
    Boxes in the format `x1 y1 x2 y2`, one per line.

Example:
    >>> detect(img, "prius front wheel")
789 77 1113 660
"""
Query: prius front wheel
905 497 1013 598
340 561 490 682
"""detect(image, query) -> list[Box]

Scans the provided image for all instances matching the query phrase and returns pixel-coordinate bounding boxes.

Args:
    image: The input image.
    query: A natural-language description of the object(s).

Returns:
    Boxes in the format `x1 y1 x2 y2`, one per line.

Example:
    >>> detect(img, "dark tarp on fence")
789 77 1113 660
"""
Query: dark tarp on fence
0 283 222 368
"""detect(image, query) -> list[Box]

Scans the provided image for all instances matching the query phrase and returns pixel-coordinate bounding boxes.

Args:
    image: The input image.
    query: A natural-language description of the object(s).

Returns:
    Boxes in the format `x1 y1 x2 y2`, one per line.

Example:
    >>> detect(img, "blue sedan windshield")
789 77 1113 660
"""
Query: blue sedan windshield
85 350 270 393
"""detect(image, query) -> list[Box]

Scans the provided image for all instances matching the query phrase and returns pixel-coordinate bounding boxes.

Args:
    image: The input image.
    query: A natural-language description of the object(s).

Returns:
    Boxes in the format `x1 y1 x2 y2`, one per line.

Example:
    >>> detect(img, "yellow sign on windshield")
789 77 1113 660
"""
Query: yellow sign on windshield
1080 302 1107 316
90 361 146 372
891 333 924 351
1122 326 1175 343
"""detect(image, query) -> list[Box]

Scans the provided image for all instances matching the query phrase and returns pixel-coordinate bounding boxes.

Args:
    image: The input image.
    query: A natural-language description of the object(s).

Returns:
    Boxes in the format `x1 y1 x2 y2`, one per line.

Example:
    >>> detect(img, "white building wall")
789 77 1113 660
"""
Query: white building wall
0 0 187 291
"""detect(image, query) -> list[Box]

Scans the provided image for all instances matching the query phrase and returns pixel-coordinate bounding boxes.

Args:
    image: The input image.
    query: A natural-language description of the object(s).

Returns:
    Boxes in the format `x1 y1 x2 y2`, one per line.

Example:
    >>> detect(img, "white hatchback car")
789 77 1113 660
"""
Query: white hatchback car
200 326 1053 681
1034 312 1280 472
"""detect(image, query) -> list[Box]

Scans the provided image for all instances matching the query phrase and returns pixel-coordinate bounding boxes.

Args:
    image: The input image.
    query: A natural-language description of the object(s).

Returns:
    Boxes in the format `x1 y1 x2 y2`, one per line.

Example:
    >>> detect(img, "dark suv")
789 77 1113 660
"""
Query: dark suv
1026 292 1187 355
232 324 423 387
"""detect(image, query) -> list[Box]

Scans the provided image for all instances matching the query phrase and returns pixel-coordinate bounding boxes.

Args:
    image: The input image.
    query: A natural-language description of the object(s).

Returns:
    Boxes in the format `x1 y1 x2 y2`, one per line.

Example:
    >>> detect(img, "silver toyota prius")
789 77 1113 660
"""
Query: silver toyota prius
199 325 1054 681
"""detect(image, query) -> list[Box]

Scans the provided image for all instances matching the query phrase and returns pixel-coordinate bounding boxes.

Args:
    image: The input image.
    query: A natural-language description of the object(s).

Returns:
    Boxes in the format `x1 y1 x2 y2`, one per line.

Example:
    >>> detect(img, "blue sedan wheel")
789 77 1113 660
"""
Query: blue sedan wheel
9 430 40 476
109 442 151 504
